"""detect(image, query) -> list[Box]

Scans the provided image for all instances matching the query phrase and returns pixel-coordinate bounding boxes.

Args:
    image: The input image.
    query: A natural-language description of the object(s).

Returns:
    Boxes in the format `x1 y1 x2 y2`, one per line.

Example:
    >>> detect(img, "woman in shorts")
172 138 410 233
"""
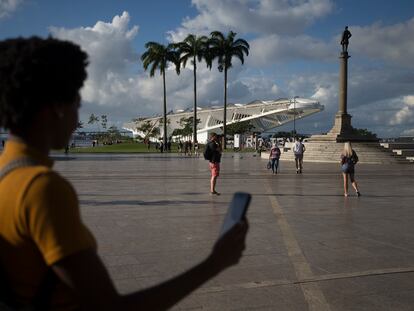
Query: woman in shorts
340 142 361 197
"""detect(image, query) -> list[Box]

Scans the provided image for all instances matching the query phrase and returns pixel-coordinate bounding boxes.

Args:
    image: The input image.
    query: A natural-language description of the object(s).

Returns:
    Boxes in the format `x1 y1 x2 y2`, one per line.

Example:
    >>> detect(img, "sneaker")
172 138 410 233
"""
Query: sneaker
356 191 361 197
344 193 349 197
210 191 221 195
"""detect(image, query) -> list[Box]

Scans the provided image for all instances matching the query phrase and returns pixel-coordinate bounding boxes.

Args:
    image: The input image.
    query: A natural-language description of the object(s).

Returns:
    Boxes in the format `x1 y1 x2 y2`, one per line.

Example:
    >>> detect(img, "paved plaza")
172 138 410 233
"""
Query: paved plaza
53 153 414 310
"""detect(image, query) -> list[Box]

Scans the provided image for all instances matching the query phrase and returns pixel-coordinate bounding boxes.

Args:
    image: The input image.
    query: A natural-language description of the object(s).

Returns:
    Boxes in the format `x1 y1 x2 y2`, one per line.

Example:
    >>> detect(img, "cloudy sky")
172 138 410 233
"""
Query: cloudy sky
1 0 413 137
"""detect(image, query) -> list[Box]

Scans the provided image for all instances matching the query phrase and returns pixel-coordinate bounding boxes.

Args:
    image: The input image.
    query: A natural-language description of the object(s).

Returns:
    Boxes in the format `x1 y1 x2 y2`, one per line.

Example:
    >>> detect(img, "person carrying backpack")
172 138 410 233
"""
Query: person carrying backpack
204 133 222 195
340 142 361 197
269 143 281 174
293 137 306 174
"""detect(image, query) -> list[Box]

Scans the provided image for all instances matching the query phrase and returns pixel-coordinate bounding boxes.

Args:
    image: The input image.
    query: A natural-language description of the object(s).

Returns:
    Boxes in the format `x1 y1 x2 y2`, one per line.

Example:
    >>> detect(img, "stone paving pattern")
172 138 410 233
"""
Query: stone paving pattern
52 153 414 310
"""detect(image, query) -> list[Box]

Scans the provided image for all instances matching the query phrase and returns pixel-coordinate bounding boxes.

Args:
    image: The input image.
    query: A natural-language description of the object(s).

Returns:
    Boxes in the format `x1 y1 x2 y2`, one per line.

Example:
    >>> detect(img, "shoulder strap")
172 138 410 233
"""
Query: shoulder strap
0 157 57 310
0 157 40 181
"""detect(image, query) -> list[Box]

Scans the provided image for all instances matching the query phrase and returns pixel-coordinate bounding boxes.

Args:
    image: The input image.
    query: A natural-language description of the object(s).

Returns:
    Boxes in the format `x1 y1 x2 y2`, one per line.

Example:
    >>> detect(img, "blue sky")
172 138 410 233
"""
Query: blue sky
1 0 414 137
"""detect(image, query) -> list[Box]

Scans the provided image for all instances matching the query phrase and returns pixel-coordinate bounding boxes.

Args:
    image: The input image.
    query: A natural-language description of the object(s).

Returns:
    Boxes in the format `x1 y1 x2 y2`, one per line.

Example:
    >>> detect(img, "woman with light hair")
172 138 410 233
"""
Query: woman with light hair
340 142 361 197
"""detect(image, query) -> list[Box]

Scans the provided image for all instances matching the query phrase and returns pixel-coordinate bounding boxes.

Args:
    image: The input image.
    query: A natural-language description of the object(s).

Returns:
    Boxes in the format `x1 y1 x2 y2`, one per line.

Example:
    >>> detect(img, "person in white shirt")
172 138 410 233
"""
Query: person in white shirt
293 137 306 174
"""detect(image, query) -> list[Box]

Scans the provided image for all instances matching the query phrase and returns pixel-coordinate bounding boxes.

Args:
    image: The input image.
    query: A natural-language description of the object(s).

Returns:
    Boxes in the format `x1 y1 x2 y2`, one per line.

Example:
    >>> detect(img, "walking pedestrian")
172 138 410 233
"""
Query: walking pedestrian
178 140 183 154
188 140 192 156
194 140 199 157
204 133 222 195
340 142 361 197
269 143 281 174
184 140 188 156
293 137 306 174
159 141 164 153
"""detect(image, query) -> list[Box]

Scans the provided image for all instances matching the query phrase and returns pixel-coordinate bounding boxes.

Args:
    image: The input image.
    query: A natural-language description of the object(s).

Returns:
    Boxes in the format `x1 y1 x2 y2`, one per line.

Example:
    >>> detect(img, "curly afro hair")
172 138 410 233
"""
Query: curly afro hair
0 36 88 133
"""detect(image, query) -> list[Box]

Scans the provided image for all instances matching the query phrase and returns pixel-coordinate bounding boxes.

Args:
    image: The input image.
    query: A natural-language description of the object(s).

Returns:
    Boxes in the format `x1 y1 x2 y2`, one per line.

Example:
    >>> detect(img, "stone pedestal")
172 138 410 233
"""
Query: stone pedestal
330 113 352 135
325 113 361 142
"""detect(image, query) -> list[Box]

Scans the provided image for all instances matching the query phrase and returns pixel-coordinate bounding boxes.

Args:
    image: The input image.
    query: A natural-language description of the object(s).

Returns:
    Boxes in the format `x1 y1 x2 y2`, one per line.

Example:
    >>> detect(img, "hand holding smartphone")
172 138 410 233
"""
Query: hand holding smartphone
219 192 251 238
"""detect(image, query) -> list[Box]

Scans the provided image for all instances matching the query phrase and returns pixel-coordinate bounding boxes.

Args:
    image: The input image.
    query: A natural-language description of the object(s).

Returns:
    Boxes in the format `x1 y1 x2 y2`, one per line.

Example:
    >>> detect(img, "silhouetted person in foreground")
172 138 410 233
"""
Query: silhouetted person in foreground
0 37 248 311
341 26 352 52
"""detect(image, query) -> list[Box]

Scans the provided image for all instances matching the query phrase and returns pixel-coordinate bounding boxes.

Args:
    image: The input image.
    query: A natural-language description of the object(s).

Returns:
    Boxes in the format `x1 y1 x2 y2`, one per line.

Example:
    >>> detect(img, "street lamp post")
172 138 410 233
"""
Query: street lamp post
293 96 299 136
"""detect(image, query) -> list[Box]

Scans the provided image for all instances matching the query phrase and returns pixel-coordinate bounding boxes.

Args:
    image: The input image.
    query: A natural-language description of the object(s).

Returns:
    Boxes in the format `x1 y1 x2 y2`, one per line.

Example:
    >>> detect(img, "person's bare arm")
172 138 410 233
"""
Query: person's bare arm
52 249 120 311
53 221 248 311
121 221 248 310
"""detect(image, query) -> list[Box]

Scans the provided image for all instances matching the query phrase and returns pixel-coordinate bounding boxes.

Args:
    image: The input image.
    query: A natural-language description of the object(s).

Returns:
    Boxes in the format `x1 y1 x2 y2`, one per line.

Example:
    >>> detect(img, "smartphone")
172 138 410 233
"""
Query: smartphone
219 192 251 237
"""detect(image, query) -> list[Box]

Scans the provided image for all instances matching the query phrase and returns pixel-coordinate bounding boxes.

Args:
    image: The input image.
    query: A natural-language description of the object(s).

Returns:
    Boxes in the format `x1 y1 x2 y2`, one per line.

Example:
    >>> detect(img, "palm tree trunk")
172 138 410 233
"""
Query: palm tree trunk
223 67 228 149
162 70 167 147
193 55 197 148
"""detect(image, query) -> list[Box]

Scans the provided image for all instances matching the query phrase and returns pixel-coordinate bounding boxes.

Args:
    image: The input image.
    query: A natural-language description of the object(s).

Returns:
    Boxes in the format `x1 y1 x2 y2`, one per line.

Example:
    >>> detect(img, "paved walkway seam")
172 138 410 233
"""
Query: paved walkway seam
197 267 414 294
264 181 331 311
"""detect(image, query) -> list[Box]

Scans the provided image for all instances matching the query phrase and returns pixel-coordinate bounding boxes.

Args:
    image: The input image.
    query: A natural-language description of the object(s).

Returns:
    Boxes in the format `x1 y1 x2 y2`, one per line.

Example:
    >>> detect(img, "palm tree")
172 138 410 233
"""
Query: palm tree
175 34 208 147
141 42 180 147
208 31 249 149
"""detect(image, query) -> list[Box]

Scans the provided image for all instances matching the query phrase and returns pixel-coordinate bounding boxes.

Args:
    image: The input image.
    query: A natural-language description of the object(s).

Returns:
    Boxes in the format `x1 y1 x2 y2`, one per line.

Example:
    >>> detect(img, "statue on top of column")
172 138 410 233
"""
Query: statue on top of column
340 26 352 53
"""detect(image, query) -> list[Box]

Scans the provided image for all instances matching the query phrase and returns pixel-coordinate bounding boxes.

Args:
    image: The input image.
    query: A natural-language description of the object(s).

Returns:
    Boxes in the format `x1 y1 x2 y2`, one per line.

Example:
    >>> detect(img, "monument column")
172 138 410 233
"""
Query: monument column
330 50 353 137
339 52 349 114
309 26 378 142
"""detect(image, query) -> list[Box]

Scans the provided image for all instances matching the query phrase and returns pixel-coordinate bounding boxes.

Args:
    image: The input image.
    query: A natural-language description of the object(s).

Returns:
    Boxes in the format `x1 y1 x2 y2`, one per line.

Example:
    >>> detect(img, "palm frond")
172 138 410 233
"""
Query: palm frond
234 38 250 48
149 60 161 77
231 49 245 64
210 31 225 41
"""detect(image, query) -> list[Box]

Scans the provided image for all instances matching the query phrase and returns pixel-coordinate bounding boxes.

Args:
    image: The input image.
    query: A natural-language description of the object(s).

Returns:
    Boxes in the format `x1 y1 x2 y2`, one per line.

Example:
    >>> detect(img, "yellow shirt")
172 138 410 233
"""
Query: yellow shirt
0 140 96 310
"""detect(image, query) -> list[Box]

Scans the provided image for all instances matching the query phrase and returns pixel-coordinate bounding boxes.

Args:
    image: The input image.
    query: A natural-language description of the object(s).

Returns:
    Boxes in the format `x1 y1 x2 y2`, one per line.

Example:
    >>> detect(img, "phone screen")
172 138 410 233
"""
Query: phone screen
220 192 251 237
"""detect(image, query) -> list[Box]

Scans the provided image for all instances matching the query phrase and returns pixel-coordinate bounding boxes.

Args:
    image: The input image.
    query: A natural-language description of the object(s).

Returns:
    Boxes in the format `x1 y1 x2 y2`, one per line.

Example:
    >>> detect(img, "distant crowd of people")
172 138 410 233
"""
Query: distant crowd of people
178 140 200 156
142 138 201 157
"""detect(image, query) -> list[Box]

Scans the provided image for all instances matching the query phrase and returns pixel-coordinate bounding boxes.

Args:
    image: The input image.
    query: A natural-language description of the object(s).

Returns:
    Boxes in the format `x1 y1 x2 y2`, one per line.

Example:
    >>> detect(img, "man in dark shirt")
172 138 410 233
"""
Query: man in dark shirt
207 133 222 195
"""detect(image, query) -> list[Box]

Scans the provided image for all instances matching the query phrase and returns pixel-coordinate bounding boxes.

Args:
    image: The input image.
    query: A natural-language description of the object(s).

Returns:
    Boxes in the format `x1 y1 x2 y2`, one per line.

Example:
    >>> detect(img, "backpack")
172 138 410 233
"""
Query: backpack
0 158 57 311
351 151 359 164
203 143 213 161
293 142 304 154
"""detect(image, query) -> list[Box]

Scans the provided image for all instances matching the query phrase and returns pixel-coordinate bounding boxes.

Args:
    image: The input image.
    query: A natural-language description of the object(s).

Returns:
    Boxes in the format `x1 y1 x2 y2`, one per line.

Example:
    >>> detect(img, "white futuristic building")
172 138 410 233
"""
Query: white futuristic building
123 98 324 143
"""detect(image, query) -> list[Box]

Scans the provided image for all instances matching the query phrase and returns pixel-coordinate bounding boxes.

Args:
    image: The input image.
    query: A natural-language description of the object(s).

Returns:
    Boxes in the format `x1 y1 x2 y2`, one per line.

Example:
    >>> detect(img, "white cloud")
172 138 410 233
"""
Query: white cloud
350 18 414 68
249 34 333 66
0 0 22 19
50 11 139 93
390 95 414 125
239 75 285 100
168 0 333 41
49 12 146 119
401 128 414 136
